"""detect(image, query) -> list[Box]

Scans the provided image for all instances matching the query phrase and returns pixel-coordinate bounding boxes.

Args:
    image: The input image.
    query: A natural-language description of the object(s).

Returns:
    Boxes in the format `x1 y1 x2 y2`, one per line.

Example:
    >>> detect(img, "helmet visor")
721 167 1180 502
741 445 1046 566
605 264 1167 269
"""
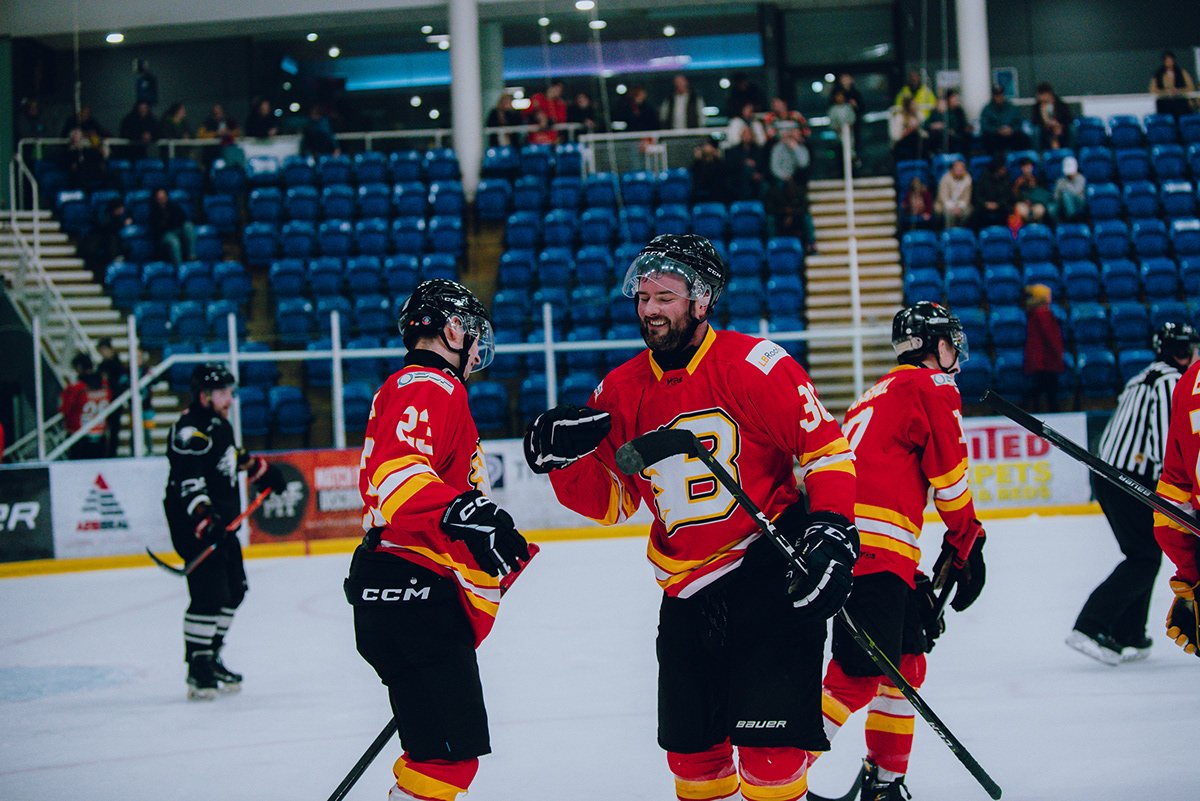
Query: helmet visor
451 313 495 370
621 252 715 303
950 327 969 363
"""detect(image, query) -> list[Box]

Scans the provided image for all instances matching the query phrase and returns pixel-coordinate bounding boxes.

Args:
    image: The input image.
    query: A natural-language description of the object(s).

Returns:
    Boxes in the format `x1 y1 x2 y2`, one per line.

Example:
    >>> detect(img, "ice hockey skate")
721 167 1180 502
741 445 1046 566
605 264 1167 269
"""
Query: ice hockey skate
860 761 911 801
1065 628 1122 666
187 652 219 701
212 652 243 693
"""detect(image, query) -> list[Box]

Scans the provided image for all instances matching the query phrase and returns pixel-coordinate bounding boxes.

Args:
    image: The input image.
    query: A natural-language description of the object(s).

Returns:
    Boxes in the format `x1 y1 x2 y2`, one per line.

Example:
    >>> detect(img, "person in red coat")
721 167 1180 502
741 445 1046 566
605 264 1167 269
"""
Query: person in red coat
1023 283 1066 411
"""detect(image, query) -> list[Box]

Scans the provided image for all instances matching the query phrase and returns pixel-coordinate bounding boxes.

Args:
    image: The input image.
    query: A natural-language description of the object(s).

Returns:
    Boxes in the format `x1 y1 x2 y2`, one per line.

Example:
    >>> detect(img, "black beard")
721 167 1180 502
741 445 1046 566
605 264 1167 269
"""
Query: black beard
640 310 702 356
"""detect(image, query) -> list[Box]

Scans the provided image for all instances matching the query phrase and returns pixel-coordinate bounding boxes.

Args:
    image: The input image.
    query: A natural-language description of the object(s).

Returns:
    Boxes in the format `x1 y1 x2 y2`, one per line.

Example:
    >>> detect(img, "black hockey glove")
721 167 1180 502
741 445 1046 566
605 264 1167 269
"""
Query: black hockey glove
912 572 945 653
523 404 612 474
1166 579 1200 658
241 451 286 495
780 507 859 620
192 506 225 545
933 531 986 612
441 490 532 578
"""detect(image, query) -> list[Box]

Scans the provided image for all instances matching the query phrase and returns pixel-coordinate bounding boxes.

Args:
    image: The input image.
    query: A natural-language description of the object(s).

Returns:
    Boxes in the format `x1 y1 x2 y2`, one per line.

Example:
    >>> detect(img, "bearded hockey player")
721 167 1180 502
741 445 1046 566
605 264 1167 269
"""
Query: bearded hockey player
524 234 858 801
164 363 285 700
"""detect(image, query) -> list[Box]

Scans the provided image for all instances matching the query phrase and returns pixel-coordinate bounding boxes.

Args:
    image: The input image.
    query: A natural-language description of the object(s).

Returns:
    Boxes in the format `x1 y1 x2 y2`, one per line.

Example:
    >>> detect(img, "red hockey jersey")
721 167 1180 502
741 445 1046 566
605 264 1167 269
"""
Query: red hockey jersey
358 361 504 646
60 380 110 437
549 326 856 597
1155 360 1200 584
842 364 981 587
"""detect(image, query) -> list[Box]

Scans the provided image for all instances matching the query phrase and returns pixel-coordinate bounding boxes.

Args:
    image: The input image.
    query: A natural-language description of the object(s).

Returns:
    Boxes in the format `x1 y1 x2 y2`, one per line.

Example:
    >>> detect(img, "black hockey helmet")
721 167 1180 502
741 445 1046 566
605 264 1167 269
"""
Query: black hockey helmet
892 301 969 367
621 234 729 310
397 279 495 371
190 362 236 396
1153 321 1200 363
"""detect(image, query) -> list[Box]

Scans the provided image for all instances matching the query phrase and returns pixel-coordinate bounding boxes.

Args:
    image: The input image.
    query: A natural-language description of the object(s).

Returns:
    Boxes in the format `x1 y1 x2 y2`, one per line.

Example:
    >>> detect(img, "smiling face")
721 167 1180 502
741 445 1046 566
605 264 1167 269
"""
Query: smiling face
635 272 710 354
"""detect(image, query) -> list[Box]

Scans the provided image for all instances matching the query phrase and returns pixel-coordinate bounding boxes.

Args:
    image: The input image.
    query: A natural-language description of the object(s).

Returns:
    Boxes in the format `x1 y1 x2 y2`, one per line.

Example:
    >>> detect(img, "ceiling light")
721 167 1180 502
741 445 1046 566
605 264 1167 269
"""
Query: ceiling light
328 46 341 58
538 17 550 27
811 81 824 93
105 33 125 44
512 97 531 110
549 31 562 43
663 25 676 37
615 84 627 95
429 109 441 120
282 81 293 91
410 96 422 107
824 72 835 82
438 40 450 50
306 32 318 42
421 25 433 34
589 20 607 30
289 102 301 112
719 78 731 89
274 108 283 117
575 0 595 10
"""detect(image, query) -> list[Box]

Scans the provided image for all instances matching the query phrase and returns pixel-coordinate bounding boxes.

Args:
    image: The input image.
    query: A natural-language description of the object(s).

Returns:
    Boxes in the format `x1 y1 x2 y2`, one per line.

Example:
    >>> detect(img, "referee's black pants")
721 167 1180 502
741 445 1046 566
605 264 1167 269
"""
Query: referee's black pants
1074 472 1162 646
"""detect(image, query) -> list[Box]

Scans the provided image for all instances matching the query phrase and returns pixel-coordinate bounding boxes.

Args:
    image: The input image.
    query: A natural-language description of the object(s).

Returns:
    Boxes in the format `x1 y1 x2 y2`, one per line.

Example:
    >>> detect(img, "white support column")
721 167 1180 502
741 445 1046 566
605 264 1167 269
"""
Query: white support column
128 314 145 459
479 21 505 123
955 0 991 120
449 0 484 201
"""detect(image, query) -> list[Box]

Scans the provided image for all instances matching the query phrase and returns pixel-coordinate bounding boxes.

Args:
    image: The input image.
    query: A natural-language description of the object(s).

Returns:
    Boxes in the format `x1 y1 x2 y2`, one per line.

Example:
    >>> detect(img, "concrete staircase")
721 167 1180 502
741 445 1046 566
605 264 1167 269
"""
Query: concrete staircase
804 176 903 413
0 211 180 456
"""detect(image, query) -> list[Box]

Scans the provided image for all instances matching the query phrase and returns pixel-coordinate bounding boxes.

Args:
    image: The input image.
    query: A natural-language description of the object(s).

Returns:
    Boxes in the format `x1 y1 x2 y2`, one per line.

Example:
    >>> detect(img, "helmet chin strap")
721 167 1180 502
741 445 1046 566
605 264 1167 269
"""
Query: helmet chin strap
438 324 476 383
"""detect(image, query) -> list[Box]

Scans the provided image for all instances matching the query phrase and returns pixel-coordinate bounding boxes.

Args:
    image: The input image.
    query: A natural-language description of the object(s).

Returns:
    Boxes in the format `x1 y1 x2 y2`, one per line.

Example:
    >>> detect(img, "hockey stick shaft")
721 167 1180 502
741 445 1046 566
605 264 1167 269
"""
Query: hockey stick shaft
326 717 398 801
618 429 1002 799
147 488 272 576
983 391 1200 537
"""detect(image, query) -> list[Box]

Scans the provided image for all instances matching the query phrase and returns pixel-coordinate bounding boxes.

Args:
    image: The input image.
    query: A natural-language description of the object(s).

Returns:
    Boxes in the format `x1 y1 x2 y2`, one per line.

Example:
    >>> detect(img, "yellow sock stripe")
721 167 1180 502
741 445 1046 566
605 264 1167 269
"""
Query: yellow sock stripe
821 691 853 726
395 763 468 801
865 711 916 735
674 772 740 800
740 771 808 801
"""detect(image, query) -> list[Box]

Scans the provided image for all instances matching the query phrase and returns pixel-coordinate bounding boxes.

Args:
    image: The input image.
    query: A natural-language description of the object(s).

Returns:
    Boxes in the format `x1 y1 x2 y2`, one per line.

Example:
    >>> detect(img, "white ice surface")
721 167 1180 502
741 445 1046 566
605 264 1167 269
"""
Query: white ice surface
0 513 1196 801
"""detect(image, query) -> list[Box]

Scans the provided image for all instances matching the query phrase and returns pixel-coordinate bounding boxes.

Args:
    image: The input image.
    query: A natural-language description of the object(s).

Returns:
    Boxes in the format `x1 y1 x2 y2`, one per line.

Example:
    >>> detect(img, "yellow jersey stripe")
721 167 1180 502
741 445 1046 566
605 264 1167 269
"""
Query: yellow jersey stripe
379 472 441 522
855 503 922 535
371 454 430 489
929 458 969 489
934 489 974 513
807 458 857 478
1158 480 1193 504
800 437 853 465
859 531 921 562
1154 512 1193 533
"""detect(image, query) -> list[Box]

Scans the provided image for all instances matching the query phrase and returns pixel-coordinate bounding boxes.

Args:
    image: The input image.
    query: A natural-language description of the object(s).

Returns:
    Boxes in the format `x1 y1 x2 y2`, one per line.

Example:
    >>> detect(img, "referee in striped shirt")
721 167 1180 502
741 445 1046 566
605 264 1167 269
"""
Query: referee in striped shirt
1067 322 1200 665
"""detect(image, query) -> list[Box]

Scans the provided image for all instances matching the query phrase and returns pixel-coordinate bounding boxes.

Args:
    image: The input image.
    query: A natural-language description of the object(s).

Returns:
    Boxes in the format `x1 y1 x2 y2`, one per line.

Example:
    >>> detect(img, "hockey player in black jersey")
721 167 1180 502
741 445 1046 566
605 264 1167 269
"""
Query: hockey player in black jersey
164 363 285 700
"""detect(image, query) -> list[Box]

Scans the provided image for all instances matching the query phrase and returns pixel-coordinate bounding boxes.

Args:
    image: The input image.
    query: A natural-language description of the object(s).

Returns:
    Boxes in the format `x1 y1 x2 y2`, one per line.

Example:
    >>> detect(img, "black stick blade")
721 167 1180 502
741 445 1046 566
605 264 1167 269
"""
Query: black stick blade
615 428 698 475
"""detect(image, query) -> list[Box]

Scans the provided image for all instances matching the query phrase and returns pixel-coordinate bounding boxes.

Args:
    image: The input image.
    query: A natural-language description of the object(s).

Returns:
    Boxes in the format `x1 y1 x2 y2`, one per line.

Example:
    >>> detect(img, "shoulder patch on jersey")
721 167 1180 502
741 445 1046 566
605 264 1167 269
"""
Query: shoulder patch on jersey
172 425 212 454
931 372 958 388
745 339 788 375
397 370 456 395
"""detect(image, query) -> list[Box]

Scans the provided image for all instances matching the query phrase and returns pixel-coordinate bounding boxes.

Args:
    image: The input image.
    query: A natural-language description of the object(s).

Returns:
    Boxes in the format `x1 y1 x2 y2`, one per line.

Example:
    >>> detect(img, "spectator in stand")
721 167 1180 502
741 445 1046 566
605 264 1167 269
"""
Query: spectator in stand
763 96 810 144
827 87 858 175
894 69 937 120
61 128 112 191
149 187 196 265
766 125 817 252
935 158 973 229
724 115 767 201
61 353 111 460
724 101 768 152
616 85 658 133
159 102 192 140
16 98 48 142
1023 284 1066 413
1031 82 1073 150
724 72 766 118
567 91 603 135
973 157 1012 229
923 89 971 155
301 106 340 157
134 59 158 107
96 338 128 458
1011 156 1052 225
81 198 132 280
979 84 1030 154
658 73 705 130
60 105 110 144
889 95 927 161
901 176 935 230
1150 50 1196 118
244 98 279 138
198 104 240 143
836 72 867 156
526 110 559 146
1053 156 1087 222
690 136 729 204
528 79 567 127
119 100 160 159
486 93 524 146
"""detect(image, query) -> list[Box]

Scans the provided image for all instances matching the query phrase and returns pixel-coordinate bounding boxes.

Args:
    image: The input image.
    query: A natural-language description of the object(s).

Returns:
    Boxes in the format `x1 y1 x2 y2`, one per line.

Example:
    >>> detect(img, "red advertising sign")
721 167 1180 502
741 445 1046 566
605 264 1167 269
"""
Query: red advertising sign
247 448 363 545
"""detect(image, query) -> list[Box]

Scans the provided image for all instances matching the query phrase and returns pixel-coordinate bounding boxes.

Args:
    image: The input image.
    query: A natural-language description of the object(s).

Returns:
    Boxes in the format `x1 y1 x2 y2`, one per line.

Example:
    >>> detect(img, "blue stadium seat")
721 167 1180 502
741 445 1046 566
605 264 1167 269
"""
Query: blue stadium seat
476 179 511 222
190 224 220 263
575 246 615 287
317 154 353 187
202 194 238 234
388 182 426 218
165 300 205 342
895 159 932 190
1150 300 1191 331
1123 181 1160 219
383 255 420 295
983 264 1022 305
654 204 691 237
179 261 217 301
269 385 312 437
270 258 306 297
604 321 643 368
120 224 156 262
390 216 428 255
238 387 271 438
355 218 390 257
621 171 657 206
941 228 977 267
956 307 987 350
979 226 1015 264
356 183 392 219
1110 302 1150 347
543 209 578 248
1101 258 1140 300
498 249 536 290
468 380 510 433
1068 303 1109 345
657 168 692 204
729 200 766 238
482 145 519 179
519 145 554 177
1093 220 1130 260
1077 348 1117 398
1132 219 1169 258
1016 224 1054 263
316 219 353 258
282 156 316 187
549 176 582 211
205 300 246 340
1109 115 1144 148
1117 349 1155 382
304 256 345 297
512 174 547 213
423 148 460 181
1187 143 1200 177
531 288 571 332
692 202 729 241
1085 182 1122 220
1022 262 1061 298
491 288 532 331
1182 257 1200 295
314 295 352 336
210 159 246 196
536 247 575 289
161 342 199 393
1144 114 1178 145
143 261 180 301
345 255 383 293
555 143 584 176
421 252 458 281
485 329 524 380
944 267 983 306
386 150 421 183
1042 148 1075 183
901 230 939 269
279 220 315 259
1180 115 1200 145
343 335 385 384
427 215 464 254
1078 147 1115 183
1055 223 1092 261
353 152 389 185
245 155 280 187
284 185 319 221
618 206 653 245
580 207 616 246
955 352 992 401
135 158 169 191
766 275 804 316
276 297 316 345
767 237 804 276
988 307 1026 349
1062 260 1101 302
214 261 251 303
991 349 1027 397
342 382 377 433
1171 218 1200 257
1161 181 1197 219
249 187 282 223
608 286 640 328
429 180 466 216
518 374 550 421
1115 148 1151 182
728 238 765 278
1152 143 1187 180
505 211 541 250
584 173 619 208
565 325 606 372
904 268 941 305
571 286 610 327
559 371 601 406
321 184 356 219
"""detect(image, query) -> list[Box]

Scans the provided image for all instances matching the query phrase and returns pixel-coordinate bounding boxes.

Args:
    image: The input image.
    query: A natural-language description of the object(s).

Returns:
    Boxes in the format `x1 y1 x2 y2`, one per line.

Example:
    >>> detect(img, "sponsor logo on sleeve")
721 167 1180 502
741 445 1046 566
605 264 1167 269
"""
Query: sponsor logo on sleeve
746 340 786 375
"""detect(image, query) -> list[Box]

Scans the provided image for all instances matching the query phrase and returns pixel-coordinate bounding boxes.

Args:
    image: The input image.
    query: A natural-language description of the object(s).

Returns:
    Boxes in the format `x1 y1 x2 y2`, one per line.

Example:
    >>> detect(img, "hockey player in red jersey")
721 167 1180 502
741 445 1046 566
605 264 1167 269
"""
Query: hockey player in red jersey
813 302 986 801
345 279 534 801
524 234 858 801
1154 357 1200 658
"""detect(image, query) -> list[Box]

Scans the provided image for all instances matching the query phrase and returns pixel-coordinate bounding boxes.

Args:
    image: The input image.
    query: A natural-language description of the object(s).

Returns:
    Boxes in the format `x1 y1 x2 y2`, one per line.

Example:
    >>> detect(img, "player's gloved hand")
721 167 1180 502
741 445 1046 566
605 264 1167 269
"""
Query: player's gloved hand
912 572 945 652
933 526 986 612
192 505 225 544
779 507 859 620
441 490 532 578
523 404 612 474
241 451 286 495
1166 578 1200 657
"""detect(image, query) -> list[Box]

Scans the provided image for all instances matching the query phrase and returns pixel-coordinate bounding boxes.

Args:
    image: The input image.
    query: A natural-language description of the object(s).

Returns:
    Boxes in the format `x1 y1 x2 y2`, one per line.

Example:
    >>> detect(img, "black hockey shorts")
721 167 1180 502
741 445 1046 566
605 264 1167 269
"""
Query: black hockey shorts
170 517 247 615
656 538 829 753
832 571 927 677
346 545 491 762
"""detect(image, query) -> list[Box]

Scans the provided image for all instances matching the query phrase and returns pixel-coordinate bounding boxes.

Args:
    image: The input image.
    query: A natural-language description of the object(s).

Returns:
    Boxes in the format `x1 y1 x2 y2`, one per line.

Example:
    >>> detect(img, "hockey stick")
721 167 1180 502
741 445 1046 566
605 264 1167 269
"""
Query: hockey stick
146 488 272 576
807 763 866 801
983 391 1200 537
617 430 1003 800
326 717 399 801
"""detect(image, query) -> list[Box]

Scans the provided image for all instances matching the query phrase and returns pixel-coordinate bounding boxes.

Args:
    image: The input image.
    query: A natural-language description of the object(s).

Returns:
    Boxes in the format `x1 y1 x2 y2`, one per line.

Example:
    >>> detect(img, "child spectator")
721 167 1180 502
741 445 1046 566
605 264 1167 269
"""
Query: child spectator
902 176 935 229
1053 156 1087 222
1012 157 1052 224
60 353 111 460
1023 284 1066 412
